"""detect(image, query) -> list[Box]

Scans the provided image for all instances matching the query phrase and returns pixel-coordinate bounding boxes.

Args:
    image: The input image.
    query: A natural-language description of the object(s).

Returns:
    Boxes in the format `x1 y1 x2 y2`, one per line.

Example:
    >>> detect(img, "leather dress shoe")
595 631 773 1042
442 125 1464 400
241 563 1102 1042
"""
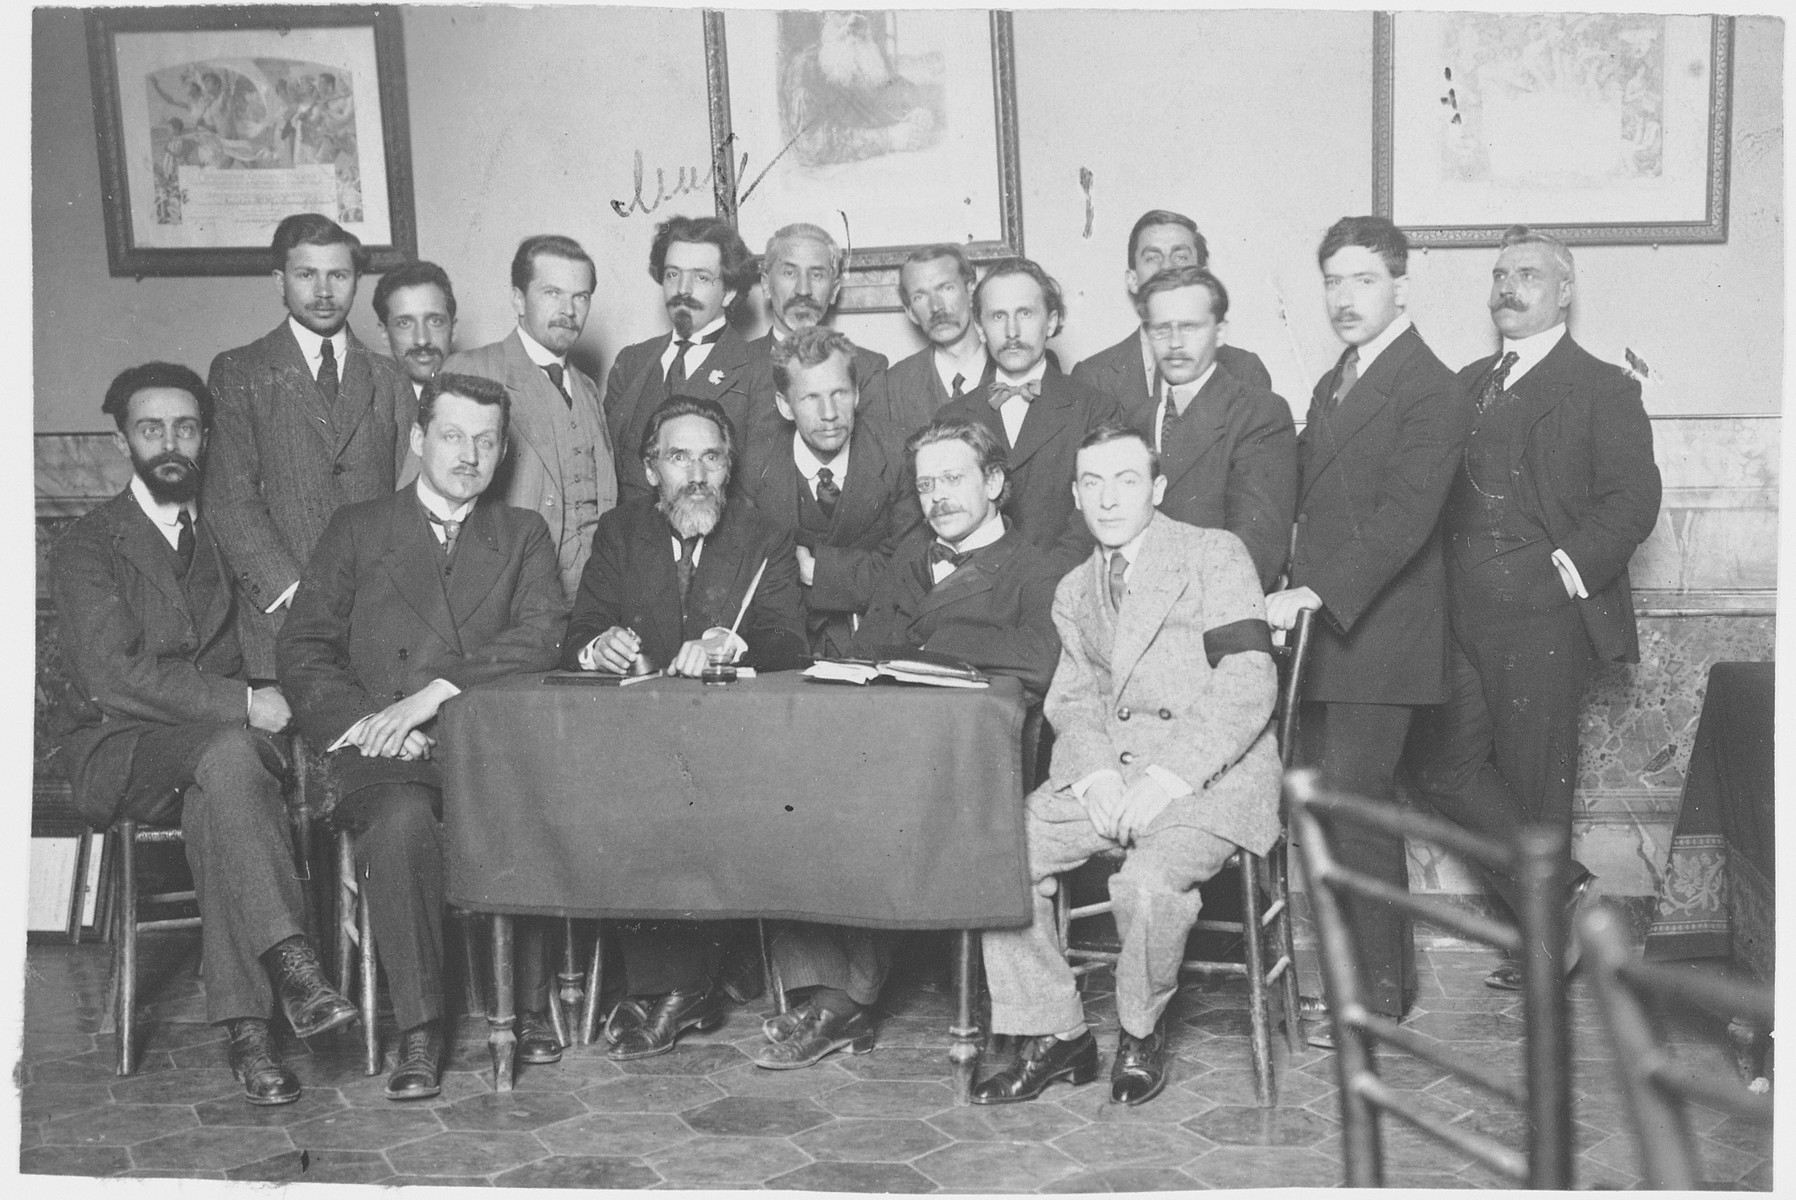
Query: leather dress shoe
1298 994 1337 1050
262 936 357 1040
608 988 725 1061
1110 1020 1171 1105
518 1009 563 1064
226 1018 300 1106
1485 870 1598 992
605 998 651 1046
970 1030 1098 1104
385 1021 444 1101
753 1002 875 1070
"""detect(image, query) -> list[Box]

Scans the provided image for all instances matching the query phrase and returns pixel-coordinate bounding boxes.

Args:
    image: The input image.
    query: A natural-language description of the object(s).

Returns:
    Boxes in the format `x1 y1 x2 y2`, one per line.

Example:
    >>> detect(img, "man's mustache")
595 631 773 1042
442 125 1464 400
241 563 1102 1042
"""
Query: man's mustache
927 312 959 329
145 451 198 474
782 296 824 316
667 295 702 311
1493 296 1527 311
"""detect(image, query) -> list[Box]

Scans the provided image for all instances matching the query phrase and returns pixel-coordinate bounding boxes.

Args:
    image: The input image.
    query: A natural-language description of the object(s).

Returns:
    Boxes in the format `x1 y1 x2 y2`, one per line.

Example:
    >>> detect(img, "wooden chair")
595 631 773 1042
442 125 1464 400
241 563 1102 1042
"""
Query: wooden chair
1579 903 1773 1189
1287 767 1573 1188
109 816 202 1076
1056 608 1315 1106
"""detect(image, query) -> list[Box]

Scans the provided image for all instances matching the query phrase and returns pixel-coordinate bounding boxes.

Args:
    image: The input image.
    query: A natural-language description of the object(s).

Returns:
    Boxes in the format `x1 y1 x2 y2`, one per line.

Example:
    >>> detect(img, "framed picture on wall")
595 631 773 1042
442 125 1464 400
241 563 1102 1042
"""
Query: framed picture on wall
85 4 417 276
704 9 1022 313
1375 12 1733 246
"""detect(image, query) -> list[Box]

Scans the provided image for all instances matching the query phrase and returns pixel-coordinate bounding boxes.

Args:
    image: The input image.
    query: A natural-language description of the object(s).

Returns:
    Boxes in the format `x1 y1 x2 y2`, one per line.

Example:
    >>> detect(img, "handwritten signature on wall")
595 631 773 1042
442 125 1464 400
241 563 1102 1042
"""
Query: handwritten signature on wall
610 150 726 218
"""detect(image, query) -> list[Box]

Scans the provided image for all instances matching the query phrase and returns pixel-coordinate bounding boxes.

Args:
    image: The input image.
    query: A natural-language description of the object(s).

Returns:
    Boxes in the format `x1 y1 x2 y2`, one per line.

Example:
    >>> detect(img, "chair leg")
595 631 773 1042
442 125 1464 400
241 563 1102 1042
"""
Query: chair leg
358 860 379 1076
334 831 355 995
761 920 787 1015
114 822 139 1077
949 929 981 1105
1270 839 1305 1055
578 924 603 1045
1237 851 1276 1107
545 926 571 1049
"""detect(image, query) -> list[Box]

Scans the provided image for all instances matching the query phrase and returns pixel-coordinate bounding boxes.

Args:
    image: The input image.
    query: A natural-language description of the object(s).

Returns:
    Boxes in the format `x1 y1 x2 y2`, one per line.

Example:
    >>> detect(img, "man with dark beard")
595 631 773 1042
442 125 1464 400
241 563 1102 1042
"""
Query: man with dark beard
605 216 759 509
564 395 809 1058
54 363 356 1107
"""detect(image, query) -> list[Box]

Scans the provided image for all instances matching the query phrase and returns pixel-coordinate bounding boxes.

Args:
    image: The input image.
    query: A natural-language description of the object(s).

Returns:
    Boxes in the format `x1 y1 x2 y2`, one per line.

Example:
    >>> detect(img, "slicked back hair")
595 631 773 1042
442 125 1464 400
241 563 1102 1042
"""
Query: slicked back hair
418 371 510 441
1126 209 1208 270
907 415 1012 508
1133 264 1230 323
649 214 759 296
511 234 596 292
1500 224 1576 278
764 222 845 276
1079 422 1162 479
641 394 737 464
102 362 214 432
900 243 977 290
271 212 365 274
373 260 457 323
1317 215 1409 278
973 256 1065 325
771 325 861 397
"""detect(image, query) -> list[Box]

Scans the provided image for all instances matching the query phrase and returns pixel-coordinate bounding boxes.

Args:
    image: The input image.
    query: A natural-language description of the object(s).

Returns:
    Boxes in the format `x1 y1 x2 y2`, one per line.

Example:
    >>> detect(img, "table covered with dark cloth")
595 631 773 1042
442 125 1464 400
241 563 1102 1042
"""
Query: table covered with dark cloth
1644 662 1774 976
441 673 1031 930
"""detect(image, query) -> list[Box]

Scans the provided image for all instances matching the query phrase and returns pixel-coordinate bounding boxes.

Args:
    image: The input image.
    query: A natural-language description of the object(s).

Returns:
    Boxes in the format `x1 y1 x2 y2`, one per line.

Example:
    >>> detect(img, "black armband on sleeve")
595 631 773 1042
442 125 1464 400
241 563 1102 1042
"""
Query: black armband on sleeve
1204 618 1273 668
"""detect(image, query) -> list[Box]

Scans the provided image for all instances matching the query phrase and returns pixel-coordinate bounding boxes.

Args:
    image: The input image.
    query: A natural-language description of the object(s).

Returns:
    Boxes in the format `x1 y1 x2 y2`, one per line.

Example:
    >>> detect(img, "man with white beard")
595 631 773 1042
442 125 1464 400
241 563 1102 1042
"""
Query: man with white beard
781 10 936 166
563 395 810 1058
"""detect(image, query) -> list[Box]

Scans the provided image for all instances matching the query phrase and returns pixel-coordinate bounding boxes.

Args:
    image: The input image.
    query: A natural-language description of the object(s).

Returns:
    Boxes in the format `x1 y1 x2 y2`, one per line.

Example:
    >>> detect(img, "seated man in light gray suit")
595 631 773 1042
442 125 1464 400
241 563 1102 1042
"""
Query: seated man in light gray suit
974 425 1280 1109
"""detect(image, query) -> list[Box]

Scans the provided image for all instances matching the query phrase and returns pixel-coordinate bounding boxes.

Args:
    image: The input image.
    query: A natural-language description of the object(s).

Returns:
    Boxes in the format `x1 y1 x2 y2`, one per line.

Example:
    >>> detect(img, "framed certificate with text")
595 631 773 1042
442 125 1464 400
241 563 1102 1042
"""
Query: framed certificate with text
86 4 417 276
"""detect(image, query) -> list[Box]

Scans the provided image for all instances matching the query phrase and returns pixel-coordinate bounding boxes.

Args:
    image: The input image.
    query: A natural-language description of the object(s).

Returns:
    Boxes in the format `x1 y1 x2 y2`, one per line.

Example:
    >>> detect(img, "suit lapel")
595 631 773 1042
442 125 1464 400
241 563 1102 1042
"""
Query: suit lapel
831 421 887 538
1108 517 1187 695
628 505 686 651
379 493 462 654
1120 334 1154 428
689 508 755 630
190 516 235 649
331 330 378 455
682 327 751 404
757 440 804 532
1009 368 1076 469
500 331 561 484
112 496 189 617
1504 340 1575 472
444 498 508 630
1161 370 1234 490
269 323 337 455
1300 330 1415 501
916 546 1000 617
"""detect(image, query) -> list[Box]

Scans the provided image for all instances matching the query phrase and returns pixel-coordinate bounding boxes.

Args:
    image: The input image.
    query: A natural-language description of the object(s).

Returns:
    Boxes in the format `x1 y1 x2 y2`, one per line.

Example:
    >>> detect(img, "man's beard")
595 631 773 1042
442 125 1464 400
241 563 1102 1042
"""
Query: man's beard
817 18 892 88
659 480 726 539
135 450 202 504
667 295 701 337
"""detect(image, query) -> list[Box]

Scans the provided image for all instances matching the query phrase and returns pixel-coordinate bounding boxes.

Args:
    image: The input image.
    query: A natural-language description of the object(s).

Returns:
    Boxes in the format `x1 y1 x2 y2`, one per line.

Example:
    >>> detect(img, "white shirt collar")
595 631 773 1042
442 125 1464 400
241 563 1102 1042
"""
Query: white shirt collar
287 316 348 378
662 314 729 372
129 474 196 549
994 356 1048 390
415 476 475 525
932 339 988 395
515 323 566 369
792 431 849 483
943 508 1006 554
1350 312 1413 375
1500 322 1568 388
1160 361 1218 411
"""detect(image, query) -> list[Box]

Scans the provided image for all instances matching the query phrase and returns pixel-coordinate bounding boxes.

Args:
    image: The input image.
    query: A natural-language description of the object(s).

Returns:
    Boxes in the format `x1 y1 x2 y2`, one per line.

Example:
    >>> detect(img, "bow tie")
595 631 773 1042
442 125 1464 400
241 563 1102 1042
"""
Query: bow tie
928 541 972 570
987 378 1041 410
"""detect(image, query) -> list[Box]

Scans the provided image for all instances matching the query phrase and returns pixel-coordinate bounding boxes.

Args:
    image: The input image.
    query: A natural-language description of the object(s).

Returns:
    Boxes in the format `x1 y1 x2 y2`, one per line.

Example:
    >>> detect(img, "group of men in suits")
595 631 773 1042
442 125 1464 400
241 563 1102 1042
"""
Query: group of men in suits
52 199 1657 1109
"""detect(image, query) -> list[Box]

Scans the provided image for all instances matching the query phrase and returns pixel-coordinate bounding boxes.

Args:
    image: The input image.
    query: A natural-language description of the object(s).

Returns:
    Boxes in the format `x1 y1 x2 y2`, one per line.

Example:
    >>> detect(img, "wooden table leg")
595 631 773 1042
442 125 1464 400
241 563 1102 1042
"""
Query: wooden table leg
550 917 584 1048
490 914 516 1092
949 929 981 1105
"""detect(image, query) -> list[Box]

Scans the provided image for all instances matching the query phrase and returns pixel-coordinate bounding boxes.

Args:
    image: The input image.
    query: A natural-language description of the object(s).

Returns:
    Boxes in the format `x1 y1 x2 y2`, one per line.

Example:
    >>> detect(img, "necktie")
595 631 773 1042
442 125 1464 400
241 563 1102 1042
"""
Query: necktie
987 378 1041 411
949 372 966 400
665 328 723 393
317 338 340 406
1329 347 1360 410
542 362 572 407
815 467 841 519
1158 378 1181 453
1107 549 1128 611
175 509 195 577
676 534 700 605
427 511 462 556
1477 350 1522 414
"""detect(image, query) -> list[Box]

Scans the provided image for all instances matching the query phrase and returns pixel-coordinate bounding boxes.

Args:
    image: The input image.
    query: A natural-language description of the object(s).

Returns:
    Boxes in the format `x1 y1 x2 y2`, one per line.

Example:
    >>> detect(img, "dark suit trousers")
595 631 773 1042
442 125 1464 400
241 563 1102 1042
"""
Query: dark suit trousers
123 724 306 1025
1407 593 1592 918
1295 701 1417 1018
616 922 731 996
768 922 895 1007
335 783 551 1030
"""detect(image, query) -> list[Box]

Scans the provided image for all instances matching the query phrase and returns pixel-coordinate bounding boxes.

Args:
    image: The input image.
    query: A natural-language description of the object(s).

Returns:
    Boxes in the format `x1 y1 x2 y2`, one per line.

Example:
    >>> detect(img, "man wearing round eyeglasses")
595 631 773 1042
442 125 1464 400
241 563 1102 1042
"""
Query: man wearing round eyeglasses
564 395 809 1060
1135 266 1296 589
605 216 761 507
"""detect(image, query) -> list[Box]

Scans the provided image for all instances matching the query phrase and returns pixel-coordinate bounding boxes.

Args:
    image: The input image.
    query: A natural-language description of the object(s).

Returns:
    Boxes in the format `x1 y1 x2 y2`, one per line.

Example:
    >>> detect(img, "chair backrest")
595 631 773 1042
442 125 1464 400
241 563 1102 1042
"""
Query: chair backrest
1579 904 1773 1190
1273 607 1315 768
1286 768 1574 1189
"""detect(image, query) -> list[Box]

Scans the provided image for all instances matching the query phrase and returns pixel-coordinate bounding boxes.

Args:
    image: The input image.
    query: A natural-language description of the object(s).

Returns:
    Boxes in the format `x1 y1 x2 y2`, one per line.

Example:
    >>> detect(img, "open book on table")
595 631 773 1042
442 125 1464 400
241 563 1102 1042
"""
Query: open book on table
803 649 990 689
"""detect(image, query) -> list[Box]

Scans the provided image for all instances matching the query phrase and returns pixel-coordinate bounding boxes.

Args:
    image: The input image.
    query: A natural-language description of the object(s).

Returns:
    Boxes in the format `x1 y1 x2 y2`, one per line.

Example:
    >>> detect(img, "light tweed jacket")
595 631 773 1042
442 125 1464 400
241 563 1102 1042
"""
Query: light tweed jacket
1045 511 1281 855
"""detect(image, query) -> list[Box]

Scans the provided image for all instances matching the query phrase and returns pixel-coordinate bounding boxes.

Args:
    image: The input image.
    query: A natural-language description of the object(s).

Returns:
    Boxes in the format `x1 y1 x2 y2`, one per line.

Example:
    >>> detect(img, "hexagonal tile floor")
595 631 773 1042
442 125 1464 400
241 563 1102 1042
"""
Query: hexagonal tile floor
18 938 1771 1189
